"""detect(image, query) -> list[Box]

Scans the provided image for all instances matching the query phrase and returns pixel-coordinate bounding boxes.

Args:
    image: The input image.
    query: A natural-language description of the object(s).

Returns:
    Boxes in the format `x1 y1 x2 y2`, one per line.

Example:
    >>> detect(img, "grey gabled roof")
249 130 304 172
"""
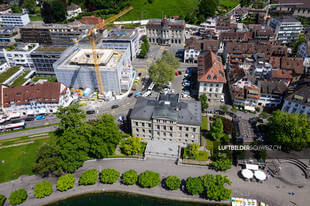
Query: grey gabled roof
130 94 201 126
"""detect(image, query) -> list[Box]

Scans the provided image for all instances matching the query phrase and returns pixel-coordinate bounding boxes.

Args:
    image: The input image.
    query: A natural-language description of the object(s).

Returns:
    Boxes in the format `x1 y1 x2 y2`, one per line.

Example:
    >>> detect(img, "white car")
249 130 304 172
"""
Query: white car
183 82 190 87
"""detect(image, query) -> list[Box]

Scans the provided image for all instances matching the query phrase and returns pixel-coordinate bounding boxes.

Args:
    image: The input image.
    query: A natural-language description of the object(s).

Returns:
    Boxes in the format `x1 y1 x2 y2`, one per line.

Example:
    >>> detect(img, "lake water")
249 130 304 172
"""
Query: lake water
46 192 227 206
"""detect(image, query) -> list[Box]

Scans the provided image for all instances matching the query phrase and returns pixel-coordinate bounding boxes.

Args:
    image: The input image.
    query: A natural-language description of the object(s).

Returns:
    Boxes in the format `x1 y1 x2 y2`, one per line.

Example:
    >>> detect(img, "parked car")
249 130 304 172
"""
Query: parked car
86 110 96 114
128 93 133 97
36 115 45 120
182 82 190 87
178 71 182 75
175 72 179 76
111 105 119 109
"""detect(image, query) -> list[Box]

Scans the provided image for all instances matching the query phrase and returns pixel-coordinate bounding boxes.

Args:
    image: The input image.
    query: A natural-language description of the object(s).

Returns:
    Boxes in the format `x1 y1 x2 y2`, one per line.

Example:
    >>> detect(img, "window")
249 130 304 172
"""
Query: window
136 128 139 132
135 122 138 126
193 128 196 132
157 131 160 135
148 123 151 127
157 125 160 129
142 129 145 133
163 132 166 136
142 123 145 126
186 127 189 131
179 126 182 130
170 126 173 131
164 126 166 130
170 133 173 137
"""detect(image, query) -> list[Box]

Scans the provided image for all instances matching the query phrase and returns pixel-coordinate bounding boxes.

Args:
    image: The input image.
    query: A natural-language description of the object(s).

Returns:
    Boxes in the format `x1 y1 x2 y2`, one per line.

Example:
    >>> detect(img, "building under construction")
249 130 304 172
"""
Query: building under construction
53 45 134 94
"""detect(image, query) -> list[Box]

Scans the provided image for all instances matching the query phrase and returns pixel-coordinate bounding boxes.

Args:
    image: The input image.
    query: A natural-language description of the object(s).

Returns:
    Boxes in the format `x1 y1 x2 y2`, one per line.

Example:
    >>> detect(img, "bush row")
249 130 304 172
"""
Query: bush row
1 169 232 205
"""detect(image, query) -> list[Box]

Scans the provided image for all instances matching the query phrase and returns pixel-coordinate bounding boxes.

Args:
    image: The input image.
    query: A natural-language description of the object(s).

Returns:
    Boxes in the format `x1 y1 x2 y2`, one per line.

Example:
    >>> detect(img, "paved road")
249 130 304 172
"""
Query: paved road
0 126 57 140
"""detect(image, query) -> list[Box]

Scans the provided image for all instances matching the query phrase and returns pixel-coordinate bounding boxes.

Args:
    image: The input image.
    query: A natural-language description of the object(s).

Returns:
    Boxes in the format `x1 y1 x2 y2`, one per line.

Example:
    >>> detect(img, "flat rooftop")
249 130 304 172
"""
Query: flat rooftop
104 29 138 41
22 21 91 30
35 47 66 52
59 48 123 70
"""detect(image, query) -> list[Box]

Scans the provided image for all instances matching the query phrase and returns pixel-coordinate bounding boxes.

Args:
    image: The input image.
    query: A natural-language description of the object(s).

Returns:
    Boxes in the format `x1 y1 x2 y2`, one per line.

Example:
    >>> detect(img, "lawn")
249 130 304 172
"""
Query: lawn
32 76 57 82
196 150 209 161
11 70 30 87
0 138 50 183
201 116 208 131
0 67 20 83
120 0 199 21
219 0 239 8
29 15 43 21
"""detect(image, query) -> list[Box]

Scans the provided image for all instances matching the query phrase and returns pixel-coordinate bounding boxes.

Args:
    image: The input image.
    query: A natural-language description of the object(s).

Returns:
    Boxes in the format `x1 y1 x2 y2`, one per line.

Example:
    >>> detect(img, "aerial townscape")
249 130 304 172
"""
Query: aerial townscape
0 0 310 206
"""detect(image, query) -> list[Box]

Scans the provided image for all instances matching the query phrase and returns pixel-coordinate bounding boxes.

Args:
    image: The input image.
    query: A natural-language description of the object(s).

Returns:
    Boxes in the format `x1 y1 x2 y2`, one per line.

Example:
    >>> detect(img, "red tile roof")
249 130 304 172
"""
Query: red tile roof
2 82 63 107
271 69 293 79
280 57 304 75
197 50 226 83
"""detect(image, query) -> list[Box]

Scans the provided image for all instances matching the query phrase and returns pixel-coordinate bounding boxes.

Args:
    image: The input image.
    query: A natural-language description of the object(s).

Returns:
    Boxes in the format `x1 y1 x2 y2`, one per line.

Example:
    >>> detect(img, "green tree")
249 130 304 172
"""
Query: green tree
100 169 120 184
122 169 138 185
89 114 122 158
33 181 53 198
8 189 27 205
33 144 62 177
240 0 251 7
79 169 99 185
164 176 181 190
187 143 199 159
259 111 269 119
198 0 217 18
56 174 75 191
139 36 150 58
161 50 180 71
51 0 66 22
209 118 225 142
186 177 204 195
200 94 208 112
220 105 229 114
120 136 142 155
267 111 310 151
138 170 161 188
201 174 232 200
210 159 232 171
0 194 6 206
23 0 36 14
292 34 306 56
149 60 175 88
56 104 86 132
41 1 53 23
11 5 22 13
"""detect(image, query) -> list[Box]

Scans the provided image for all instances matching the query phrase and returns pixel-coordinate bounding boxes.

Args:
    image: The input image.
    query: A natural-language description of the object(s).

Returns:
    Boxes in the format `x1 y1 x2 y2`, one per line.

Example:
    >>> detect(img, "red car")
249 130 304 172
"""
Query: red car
175 72 179 76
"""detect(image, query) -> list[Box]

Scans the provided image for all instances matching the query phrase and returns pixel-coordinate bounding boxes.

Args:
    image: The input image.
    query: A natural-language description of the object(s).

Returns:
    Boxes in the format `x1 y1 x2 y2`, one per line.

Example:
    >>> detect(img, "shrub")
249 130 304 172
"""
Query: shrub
100 169 120 184
9 189 27 205
56 174 75 191
79 169 98 185
210 159 232 171
164 176 181 190
186 177 204 195
201 174 232 201
0 194 6 206
138 170 161 188
34 181 53 198
122 169 138 185
120 136 142 155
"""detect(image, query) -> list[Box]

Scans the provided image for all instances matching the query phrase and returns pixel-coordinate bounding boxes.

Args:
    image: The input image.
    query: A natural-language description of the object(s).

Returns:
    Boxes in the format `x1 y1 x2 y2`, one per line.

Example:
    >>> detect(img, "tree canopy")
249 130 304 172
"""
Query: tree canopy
34 181 53 198
0 194 6 206
198 0 217 18
9 189 27 205
120 136 142 155
267 111 310 151
186 177 204 195
23 0 36 14
121 169 138 185
79 169 99 185
210 159 232 171
41 0 66 23
187 143 200 159
200 94 208 112
209 118 225 142
164 176 181 190
200 174 232 200
138 170 161 188
33 144 62 177
100 169 120 184
56 174 75 191
138 36 150 58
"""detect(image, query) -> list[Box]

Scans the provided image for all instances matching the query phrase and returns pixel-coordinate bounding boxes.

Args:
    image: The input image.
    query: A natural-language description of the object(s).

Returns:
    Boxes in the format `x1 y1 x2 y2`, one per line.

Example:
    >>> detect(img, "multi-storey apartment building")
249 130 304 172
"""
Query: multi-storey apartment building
1 43 39 70
268 16 303 44
0 13 30 27
0 81 72 117
19 21 91 45
281 83 310 116
257 80 287 107
146 18 185 45
31 46 66 76
198 50 226 103
53 45 134 94
101 28 139 60
130 93 201 145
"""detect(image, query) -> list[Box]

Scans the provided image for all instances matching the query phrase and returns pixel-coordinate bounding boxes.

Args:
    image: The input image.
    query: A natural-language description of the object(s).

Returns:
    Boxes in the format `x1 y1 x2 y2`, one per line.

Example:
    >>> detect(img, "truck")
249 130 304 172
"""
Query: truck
0 121 26 132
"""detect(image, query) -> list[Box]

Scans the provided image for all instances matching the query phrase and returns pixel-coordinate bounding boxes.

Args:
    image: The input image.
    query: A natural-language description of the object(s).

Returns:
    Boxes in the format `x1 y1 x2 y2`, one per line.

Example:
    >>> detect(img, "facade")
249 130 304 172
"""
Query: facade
297 40 310 58
274 0 310 18
31 46 66 75
268 16 303 44
0 25 18 44
197 50 226 103
0 13 30 27
184 37 219 63
257 80 287 107
0 61 9 73
19 21 91 45
53 46 134 94
253 61 273 79
67 4 82 19
130 93 201 145
281 83 310 116
0 82 73 118
101 29 139 60
146 18 185 45
1 43 39 70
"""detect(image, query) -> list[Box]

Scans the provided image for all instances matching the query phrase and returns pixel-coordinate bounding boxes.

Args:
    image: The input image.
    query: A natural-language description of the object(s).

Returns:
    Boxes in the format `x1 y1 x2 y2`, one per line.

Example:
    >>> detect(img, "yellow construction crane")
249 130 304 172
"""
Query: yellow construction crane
74 6 133 96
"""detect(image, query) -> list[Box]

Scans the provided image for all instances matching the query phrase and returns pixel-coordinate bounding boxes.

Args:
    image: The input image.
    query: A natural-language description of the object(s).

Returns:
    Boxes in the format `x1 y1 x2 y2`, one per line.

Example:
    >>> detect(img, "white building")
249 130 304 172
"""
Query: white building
257 80 287 107
1 43 39 70
0 61 9 73
253 61 273 79
281 83 310 116
0 82 73 118
268 16 303 44
298 40 310 58
0 13 30 27
67 4 82 19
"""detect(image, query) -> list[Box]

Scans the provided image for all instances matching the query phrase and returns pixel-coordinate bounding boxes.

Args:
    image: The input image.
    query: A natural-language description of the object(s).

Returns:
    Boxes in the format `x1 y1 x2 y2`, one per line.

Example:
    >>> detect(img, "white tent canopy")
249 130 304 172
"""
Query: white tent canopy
246 164 259 171
254 170 266 181
241 169 253 179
